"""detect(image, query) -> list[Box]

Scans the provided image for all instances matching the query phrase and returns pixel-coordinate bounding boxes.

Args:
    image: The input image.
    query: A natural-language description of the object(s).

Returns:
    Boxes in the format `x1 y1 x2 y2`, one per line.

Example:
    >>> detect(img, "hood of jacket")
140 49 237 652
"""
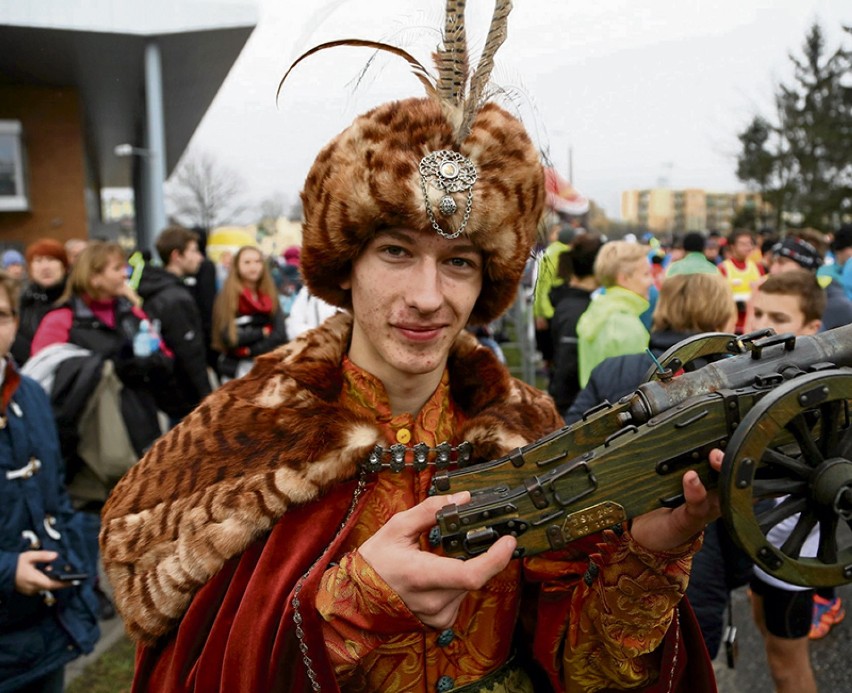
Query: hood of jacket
100 311 561 644
577 286 649 340
136 265 184 300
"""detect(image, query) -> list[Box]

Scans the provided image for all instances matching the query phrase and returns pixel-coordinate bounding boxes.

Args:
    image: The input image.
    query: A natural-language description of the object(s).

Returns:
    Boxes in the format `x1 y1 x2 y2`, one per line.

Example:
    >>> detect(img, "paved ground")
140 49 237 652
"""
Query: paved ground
714 583 852 693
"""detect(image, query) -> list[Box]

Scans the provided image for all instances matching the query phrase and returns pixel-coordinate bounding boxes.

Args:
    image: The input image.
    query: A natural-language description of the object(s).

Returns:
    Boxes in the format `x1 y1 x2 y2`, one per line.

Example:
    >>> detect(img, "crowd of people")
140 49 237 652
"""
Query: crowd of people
536 221 852 693
2 2 851 691
0 200 852 691
2 199 851 693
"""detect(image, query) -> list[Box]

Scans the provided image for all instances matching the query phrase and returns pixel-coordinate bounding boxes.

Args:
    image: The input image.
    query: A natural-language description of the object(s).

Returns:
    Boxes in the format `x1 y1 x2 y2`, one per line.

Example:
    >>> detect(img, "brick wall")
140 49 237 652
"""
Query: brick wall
0 85 88 248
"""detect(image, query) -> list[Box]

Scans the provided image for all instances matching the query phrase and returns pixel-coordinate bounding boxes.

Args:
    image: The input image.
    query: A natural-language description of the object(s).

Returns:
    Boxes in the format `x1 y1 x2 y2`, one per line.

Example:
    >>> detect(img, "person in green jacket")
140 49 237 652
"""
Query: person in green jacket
666 232 721 277
533 221 577 371
577 240 652 386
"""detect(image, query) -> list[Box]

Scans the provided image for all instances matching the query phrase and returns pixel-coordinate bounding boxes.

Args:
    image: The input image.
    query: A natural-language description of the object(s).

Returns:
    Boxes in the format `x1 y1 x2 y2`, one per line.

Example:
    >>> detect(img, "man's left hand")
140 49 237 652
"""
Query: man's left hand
630 448 724 552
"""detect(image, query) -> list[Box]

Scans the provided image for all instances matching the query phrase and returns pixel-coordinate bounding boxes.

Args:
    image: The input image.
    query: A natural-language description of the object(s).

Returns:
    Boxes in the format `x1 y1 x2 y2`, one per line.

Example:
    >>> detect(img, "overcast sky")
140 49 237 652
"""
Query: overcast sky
185 0 851 220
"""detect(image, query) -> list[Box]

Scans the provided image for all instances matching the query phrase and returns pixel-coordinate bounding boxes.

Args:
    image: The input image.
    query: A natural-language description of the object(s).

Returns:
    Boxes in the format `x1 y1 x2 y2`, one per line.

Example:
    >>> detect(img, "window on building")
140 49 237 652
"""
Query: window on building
0 121 28 211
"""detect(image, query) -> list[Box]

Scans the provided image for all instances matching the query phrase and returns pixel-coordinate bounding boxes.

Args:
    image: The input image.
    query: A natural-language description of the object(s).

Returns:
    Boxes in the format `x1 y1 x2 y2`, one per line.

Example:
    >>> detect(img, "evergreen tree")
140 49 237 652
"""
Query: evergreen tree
736 24 851 230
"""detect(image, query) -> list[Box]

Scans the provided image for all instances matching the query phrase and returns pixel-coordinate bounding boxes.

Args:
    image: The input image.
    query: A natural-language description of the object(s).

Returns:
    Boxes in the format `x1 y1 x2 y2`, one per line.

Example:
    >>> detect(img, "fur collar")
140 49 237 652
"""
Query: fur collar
100 312 561 643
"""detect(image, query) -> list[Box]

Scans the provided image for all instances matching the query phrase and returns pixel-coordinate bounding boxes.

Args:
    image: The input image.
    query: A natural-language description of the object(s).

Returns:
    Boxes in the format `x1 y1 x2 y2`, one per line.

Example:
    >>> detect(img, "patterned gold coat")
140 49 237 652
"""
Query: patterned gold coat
100 312 713 692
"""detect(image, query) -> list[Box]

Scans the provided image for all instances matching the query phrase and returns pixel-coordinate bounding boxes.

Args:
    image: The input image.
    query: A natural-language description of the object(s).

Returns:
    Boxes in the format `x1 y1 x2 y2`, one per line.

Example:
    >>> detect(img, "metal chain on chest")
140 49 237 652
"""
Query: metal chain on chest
361 440 472 473
665 610 680 693
291 472 367 692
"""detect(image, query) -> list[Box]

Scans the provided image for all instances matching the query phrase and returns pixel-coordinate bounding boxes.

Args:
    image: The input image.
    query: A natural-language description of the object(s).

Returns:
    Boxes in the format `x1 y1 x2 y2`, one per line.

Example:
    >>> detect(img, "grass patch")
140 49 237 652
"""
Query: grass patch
66 635 135 693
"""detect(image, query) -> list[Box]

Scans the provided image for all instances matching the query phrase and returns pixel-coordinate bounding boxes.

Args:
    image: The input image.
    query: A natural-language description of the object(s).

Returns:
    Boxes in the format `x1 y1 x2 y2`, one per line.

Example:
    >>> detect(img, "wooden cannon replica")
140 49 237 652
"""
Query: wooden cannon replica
434 325 852 588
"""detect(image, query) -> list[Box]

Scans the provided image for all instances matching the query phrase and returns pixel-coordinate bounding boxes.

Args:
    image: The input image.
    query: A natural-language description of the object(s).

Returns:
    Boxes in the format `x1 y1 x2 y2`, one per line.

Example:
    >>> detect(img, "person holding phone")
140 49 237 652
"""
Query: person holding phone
0 270 99 692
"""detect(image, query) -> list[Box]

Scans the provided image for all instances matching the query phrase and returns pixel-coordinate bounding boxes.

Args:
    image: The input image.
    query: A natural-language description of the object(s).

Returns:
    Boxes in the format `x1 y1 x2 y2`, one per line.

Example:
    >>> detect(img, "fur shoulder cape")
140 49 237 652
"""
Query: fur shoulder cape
100 312 562 644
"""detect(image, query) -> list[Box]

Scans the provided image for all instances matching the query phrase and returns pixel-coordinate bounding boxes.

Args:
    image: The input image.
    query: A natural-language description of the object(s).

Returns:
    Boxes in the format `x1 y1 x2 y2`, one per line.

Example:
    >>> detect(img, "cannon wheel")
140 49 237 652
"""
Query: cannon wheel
720 369 852 588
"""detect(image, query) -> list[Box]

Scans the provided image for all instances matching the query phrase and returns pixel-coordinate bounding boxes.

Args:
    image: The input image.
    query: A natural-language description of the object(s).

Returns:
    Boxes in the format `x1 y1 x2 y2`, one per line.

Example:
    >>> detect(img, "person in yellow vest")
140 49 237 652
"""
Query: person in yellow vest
719 229 764 333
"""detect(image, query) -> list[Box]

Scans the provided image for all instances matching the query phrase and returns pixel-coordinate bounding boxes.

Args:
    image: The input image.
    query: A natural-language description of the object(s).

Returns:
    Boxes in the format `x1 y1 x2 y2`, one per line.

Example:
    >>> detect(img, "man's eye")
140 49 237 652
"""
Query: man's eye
450 257 476 268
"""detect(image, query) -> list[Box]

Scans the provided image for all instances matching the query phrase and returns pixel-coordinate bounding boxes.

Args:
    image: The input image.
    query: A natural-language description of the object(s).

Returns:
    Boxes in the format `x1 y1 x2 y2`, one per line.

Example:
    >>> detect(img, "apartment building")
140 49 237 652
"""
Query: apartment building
621 188 763 234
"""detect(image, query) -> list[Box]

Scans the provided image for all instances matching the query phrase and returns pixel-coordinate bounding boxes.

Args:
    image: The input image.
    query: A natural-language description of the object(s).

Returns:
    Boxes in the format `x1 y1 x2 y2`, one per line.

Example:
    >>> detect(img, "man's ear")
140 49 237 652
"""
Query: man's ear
802 318 822 336
339 275 352 290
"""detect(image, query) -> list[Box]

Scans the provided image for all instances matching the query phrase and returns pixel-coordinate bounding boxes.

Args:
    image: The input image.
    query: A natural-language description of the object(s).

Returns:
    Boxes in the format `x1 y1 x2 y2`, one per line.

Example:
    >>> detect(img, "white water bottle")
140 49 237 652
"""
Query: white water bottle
148 318 161 354
133 320 152 357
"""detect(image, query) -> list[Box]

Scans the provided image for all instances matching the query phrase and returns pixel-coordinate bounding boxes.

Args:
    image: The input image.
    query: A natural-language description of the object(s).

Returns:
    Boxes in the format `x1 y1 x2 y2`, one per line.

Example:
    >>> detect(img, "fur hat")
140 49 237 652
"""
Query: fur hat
25 238 69 270
291 2 545 325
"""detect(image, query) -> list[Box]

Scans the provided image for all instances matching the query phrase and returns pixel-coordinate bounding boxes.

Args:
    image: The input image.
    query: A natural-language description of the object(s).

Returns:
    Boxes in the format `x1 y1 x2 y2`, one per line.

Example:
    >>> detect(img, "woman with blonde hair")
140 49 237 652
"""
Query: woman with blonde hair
211 245 287 380
575 240 654 387
566 272 736 422
28 240 172 620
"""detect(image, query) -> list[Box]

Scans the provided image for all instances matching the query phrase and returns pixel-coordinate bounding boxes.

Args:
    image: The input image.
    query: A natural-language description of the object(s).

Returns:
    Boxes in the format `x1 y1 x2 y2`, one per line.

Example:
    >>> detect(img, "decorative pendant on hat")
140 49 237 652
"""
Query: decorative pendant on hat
419 150 477 239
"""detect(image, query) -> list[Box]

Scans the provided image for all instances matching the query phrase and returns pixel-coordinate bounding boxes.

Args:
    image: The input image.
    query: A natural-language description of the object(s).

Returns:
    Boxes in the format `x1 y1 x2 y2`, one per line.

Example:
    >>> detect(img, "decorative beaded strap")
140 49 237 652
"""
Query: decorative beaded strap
362 441 473 473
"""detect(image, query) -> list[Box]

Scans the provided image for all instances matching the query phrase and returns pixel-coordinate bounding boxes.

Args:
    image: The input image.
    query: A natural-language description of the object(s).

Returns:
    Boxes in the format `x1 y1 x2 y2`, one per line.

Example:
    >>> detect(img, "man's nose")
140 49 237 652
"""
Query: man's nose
407 260 443 313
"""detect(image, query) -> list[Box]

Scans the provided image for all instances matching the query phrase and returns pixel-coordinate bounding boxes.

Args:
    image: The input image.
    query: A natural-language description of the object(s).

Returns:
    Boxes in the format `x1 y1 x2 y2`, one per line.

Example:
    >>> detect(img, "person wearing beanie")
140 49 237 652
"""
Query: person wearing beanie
282 244 301 268
763 232 852 331
10 238 70 365
100 4 720 691
1 249 25 281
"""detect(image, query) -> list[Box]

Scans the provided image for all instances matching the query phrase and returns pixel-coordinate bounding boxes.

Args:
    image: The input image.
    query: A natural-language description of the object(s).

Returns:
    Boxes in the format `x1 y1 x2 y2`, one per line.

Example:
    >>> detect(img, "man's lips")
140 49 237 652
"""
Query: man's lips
394 323 446 341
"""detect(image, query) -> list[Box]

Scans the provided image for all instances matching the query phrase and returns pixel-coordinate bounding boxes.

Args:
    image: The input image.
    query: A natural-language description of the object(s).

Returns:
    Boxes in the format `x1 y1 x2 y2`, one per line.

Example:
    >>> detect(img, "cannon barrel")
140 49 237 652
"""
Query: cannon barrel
629 324 852 424
434 324 852 587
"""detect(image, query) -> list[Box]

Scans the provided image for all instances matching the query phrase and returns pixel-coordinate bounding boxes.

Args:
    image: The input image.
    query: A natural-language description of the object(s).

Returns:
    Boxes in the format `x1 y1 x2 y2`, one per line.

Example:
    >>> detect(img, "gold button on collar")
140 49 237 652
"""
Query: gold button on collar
396 428 412 444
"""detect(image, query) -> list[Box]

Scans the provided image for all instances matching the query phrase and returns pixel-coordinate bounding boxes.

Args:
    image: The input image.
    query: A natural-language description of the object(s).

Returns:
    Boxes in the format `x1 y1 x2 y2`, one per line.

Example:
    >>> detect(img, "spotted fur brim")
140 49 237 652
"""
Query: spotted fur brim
300 97 545 325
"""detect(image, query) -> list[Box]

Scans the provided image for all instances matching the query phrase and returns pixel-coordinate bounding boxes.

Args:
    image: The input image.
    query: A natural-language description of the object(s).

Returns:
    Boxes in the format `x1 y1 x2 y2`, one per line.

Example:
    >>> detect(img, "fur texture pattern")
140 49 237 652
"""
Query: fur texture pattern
100 312 561 644
299 98 545 325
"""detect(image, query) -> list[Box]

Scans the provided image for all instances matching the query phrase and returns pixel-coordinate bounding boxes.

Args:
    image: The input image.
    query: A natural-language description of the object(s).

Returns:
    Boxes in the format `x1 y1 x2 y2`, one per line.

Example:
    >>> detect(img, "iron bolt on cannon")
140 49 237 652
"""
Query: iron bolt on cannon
433 325 852 589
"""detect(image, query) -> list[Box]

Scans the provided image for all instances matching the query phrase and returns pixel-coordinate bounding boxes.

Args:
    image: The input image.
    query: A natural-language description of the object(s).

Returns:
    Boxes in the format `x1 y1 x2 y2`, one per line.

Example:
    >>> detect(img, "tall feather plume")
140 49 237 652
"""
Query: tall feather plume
278 2 516 147
434 0 469 107
458 0 512 143
277 39 436 104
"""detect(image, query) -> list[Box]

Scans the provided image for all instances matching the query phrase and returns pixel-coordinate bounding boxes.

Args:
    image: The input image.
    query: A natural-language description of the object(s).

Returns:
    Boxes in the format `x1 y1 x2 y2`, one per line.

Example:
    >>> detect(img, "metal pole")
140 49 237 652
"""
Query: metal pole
144 40 167 254
568 146 573 185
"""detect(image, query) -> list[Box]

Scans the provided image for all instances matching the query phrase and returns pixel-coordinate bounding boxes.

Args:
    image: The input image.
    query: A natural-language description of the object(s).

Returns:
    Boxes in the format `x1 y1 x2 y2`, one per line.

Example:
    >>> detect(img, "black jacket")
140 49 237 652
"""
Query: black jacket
137 266 212 418
183 258 218 370
47 296 171 498
548 285 593 412
823 280 852 331
11 279 66 366
564 330 695 424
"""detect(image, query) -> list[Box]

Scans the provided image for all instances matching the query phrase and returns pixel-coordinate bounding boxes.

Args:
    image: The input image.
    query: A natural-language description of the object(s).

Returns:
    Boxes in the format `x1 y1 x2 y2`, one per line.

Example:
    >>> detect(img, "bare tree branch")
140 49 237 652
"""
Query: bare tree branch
166 149 248 229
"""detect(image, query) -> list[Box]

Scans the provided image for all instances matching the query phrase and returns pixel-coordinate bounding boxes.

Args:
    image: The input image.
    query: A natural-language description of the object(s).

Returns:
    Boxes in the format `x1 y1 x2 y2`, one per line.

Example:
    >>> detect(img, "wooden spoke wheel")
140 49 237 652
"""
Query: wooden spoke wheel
720 369 852 588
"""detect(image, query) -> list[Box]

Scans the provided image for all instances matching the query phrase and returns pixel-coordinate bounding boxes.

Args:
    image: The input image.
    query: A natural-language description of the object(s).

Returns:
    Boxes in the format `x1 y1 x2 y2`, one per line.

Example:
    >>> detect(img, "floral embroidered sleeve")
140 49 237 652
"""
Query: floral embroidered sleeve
316 549 423 680
524 527 702 693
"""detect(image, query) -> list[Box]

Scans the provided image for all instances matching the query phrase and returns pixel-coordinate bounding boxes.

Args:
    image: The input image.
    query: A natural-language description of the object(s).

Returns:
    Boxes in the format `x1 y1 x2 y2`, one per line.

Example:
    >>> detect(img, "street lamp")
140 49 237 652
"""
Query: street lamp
113 142 162 253
114 143 151 157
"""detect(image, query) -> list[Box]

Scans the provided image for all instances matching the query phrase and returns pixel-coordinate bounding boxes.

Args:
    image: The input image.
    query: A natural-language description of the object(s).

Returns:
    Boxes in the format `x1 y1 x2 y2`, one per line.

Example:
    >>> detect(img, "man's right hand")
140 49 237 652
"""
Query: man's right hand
357 492 516 630
15 551 72 595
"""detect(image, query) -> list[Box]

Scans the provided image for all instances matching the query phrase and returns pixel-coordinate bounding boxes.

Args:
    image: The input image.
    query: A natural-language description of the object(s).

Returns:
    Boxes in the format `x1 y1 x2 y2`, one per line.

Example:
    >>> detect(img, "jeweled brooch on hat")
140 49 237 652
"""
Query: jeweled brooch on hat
419 150 477 239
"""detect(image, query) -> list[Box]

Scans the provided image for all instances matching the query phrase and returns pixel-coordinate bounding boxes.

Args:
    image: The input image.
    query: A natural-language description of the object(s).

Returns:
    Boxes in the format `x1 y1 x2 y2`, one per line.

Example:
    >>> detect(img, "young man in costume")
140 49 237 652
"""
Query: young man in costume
100 4 722 691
